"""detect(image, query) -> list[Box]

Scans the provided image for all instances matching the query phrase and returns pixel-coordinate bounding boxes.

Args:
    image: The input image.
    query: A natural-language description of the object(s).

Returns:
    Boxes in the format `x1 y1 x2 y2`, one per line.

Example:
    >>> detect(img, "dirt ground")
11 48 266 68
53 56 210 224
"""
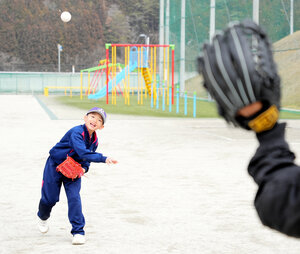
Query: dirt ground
1 95 300 254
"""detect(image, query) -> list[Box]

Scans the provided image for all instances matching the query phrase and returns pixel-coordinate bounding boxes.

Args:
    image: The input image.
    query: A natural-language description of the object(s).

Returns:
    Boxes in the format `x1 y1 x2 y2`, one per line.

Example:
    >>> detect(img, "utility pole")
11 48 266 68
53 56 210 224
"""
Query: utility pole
209 0 215 42
165 0 170 45
139 34 149 55
57 44 63 72
159 0 164 87
253 0 259 24
180 0 186 93
290 0 294 34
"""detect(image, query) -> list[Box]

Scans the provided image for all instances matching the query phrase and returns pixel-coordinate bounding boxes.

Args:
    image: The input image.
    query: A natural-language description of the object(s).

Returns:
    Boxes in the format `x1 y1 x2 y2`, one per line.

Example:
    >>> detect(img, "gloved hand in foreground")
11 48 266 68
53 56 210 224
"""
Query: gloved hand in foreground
197 19 300 238
197 19 280 133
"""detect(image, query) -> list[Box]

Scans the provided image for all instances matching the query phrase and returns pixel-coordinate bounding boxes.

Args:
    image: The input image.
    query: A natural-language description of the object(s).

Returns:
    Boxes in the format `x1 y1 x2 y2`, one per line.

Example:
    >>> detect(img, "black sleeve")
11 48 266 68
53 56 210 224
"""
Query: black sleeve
248 123 300 238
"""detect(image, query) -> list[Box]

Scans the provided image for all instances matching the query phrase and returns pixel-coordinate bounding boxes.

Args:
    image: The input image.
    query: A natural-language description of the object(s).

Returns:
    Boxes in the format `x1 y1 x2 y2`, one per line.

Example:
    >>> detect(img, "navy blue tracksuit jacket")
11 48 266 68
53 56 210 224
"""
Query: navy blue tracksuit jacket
38 124 107 235
249 123 300 238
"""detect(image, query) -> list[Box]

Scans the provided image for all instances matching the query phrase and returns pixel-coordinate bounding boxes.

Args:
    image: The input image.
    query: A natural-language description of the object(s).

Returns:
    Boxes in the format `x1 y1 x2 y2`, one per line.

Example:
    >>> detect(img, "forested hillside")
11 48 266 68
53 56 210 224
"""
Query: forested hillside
0 0 159 71
0 0 299 73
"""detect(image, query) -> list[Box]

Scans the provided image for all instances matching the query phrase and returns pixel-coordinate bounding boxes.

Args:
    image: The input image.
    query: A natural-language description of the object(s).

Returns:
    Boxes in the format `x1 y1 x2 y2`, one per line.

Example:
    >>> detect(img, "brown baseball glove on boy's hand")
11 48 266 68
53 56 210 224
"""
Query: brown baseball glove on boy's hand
56 156 84 180
197 20 280 133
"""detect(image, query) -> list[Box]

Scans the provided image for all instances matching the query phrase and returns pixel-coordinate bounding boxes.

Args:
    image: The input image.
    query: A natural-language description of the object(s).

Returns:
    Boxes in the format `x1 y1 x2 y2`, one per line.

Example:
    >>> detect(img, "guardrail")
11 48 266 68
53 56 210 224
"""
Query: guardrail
44 86 87 97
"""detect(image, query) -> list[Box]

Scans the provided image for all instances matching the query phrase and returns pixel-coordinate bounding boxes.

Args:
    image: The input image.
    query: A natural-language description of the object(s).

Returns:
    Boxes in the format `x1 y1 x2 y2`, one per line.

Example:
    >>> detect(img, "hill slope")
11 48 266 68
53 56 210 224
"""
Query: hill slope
273 31 300 109
186 31 300 110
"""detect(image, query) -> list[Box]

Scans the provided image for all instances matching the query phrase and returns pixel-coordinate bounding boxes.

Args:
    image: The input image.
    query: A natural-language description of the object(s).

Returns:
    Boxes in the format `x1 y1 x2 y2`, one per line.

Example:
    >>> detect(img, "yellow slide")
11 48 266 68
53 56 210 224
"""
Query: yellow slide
141 67 153 96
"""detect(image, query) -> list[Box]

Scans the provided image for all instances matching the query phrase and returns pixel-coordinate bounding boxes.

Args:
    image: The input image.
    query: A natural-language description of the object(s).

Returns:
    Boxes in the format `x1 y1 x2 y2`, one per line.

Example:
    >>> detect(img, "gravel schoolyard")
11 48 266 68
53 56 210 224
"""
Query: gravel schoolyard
1 95 300 254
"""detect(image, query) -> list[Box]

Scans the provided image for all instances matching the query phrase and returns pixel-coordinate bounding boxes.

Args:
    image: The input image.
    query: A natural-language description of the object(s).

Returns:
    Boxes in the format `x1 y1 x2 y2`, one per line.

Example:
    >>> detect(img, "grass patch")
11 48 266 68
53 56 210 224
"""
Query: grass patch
55 95 300 119
280 109 300 119
55 95 219 118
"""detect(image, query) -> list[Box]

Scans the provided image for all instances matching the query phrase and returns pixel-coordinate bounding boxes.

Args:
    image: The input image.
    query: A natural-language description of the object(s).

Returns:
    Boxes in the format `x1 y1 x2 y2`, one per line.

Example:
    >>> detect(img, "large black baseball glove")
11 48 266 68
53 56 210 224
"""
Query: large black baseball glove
197 20 281 133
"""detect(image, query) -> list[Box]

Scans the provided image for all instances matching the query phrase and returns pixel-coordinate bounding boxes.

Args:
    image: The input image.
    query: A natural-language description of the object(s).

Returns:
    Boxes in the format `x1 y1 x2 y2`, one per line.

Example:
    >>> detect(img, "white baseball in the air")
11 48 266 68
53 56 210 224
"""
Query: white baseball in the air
61 11 71 23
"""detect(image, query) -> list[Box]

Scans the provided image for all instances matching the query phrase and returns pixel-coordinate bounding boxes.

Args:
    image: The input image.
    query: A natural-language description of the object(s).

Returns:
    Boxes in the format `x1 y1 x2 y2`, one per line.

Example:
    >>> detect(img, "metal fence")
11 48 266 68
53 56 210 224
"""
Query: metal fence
0 72 86 95
0 71 163 96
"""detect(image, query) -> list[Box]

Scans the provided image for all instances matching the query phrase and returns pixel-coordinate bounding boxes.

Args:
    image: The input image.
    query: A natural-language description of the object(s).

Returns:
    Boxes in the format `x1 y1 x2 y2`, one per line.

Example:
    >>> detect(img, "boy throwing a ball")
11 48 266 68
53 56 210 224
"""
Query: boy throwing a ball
37 107 117 245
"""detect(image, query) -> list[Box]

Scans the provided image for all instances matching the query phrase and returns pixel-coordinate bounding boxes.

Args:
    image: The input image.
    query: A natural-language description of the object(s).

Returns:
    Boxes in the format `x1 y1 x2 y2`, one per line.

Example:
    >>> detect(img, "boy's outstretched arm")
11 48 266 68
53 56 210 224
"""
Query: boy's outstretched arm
105 157 118 165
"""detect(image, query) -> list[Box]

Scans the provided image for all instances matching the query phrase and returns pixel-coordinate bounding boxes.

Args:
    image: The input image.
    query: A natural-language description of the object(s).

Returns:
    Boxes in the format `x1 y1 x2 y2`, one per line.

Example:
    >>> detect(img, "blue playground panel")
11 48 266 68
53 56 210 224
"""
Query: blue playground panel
88 63 137 99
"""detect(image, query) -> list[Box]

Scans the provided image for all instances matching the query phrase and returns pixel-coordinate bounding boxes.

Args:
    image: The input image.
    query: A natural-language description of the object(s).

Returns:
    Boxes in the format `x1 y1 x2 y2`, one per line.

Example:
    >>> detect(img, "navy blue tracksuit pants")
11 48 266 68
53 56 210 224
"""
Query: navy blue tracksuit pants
37 157 85 235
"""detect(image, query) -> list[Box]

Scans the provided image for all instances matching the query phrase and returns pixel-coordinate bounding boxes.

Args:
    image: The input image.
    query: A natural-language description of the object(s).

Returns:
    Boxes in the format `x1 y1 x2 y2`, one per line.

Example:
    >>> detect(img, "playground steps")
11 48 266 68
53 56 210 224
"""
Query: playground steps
141 67 152 96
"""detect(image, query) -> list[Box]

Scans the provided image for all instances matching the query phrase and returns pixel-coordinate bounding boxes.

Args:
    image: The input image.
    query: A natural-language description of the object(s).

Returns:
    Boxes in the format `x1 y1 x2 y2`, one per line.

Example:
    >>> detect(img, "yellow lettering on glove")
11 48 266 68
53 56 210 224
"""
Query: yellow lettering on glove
248 105 279 133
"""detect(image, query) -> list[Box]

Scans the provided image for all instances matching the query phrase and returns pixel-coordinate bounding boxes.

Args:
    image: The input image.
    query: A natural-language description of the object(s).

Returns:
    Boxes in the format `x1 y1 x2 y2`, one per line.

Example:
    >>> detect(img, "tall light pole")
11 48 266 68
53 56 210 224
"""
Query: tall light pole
139 34 149 44
159 0 164 87
57 44 63 72
209 0 215 42
180 0 186 93
253 0 259 24
290 0 294 34
139 34 150 55
165 0 170 45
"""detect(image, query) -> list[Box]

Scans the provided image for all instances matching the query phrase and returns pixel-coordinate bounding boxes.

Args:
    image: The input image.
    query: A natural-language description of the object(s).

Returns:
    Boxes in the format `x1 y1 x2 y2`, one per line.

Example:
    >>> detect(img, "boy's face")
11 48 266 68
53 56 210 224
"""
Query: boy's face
84 112 104 133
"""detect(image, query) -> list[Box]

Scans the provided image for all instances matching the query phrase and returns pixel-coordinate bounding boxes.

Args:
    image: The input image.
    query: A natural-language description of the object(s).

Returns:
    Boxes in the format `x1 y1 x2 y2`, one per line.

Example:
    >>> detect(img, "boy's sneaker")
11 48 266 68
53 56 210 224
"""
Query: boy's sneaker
72 234 85 245
37 217 49 233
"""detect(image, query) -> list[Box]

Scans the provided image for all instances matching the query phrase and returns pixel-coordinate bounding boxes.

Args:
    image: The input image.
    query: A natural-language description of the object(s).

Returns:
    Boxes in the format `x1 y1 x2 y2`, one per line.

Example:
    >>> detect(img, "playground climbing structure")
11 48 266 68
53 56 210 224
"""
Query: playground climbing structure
88 43 175 106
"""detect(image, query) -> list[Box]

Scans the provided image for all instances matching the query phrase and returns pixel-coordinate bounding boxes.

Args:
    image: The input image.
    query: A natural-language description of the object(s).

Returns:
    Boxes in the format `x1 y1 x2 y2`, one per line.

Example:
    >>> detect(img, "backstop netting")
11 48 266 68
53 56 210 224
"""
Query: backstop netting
163 0 300 103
